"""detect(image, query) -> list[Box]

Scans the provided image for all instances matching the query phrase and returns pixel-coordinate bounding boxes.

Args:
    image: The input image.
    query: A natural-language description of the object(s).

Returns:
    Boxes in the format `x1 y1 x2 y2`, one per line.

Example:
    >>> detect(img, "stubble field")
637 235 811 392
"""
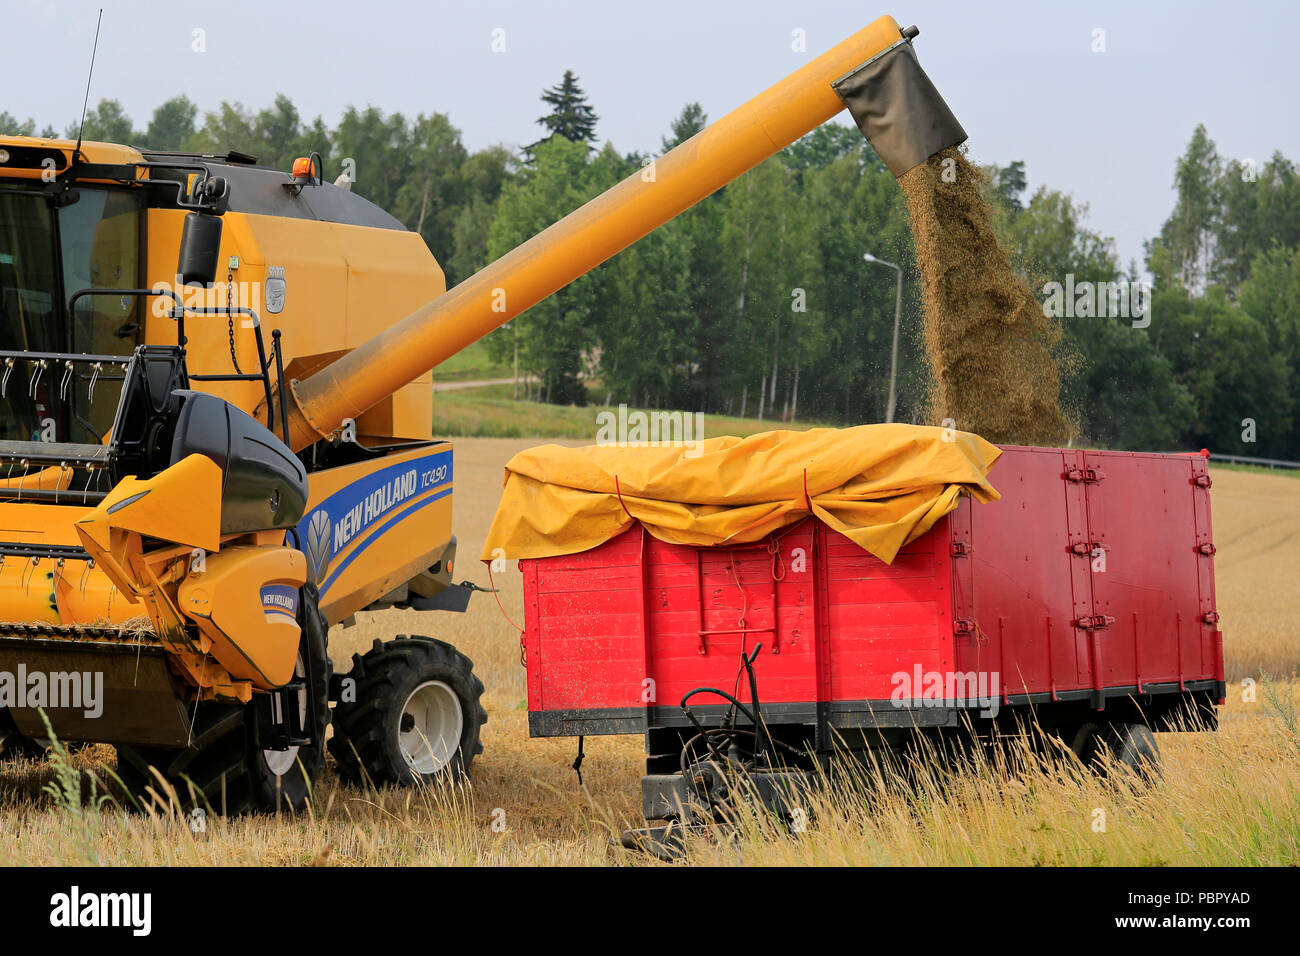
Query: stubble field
0 438 1296 866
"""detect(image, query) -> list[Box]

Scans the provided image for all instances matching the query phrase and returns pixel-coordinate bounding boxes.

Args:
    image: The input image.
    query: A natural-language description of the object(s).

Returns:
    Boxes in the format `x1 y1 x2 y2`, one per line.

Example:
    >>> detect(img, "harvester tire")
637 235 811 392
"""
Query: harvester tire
329 635 486 788
115 583 331 815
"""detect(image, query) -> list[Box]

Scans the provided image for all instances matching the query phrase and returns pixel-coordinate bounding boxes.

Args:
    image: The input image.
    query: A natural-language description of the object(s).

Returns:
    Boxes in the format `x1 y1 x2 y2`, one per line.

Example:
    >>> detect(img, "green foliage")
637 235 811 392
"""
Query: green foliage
527 70 599 157
1150 286 1293 456
1240 245 1300 371
987 160 1028 213
662 102 707 152
66 98 134 144
781 123 875 177
1141 126 1300 458
38 710 113 817
797 143 915 422
1069 316 1195 450
487 137 603 404
1001 187 1116 285
143 95 198 150
329 105 412 211
0 112 38 136
1149 124 1221 292
1215 153 1300 291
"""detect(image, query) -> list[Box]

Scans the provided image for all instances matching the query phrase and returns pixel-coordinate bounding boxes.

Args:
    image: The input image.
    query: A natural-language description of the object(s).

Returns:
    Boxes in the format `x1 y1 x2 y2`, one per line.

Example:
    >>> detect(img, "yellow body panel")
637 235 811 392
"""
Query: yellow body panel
76 453 223 563
144 207 443 443
178 545 306 689
0 138 142 180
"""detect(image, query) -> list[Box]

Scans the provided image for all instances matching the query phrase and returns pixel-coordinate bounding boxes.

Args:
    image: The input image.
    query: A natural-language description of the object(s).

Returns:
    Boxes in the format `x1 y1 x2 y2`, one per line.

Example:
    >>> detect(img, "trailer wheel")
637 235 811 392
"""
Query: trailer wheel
116 584 331 814
1071 720 1161 780
329 635 486 788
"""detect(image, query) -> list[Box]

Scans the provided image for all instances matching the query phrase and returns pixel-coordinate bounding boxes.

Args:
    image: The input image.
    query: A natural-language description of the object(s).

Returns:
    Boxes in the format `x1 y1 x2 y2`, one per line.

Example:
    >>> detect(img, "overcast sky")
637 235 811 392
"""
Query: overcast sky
6 1 1296 269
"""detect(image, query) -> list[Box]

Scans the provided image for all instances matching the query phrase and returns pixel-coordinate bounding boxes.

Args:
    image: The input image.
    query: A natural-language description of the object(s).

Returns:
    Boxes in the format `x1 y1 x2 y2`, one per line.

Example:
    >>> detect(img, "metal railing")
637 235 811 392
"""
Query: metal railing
1205 452 1300 471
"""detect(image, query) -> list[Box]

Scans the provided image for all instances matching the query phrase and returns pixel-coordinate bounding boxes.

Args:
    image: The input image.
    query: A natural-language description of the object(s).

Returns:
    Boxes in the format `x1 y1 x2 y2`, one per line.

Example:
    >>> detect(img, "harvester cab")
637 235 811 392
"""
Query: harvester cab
0 14 964 813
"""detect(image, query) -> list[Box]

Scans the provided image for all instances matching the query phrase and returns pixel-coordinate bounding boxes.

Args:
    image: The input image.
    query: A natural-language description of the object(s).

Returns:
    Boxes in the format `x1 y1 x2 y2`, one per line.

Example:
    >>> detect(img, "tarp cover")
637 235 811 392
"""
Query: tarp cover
481 424 1001 565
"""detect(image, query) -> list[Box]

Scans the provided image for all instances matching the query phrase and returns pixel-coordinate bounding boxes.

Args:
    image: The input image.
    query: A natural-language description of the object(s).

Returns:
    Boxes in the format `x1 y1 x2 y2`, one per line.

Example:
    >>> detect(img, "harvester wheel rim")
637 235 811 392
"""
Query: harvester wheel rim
399 679 463 775
262 651 308 777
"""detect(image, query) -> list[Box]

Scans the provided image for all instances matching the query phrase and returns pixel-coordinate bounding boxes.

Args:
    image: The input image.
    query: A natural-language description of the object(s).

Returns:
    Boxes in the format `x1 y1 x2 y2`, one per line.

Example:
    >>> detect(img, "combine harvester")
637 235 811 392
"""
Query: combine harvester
0 15 1222 822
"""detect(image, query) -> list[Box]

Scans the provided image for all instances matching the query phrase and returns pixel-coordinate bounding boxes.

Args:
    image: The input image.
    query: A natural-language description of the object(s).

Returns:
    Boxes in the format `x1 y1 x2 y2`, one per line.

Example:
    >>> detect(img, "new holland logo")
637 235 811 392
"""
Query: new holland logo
304 509 332 584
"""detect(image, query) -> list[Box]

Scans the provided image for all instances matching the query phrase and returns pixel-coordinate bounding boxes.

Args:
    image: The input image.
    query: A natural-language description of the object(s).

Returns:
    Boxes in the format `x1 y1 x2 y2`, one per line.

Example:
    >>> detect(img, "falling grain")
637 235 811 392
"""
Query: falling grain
900 146 1074 445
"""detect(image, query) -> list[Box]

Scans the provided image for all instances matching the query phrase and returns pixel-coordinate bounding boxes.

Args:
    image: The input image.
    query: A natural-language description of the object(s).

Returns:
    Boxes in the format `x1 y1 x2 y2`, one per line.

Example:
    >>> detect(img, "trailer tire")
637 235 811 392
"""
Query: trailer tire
329 635 486 788
115 584 331 815
1072 720 1161 780
1101 721 1161 779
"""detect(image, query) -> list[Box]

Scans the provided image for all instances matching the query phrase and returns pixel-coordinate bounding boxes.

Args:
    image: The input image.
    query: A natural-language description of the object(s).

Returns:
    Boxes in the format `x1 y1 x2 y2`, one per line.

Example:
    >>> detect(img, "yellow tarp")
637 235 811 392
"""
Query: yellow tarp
481 424 1002 565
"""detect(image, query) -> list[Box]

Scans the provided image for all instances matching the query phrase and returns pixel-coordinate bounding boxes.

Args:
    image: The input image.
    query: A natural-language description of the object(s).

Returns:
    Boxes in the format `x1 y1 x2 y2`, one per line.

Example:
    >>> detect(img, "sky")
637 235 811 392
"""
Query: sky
5 0 1297 269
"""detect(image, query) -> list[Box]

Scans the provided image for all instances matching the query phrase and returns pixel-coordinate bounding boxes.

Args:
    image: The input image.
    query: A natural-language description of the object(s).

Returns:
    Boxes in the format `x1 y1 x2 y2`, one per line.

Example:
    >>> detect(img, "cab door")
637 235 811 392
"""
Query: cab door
59 187 142 442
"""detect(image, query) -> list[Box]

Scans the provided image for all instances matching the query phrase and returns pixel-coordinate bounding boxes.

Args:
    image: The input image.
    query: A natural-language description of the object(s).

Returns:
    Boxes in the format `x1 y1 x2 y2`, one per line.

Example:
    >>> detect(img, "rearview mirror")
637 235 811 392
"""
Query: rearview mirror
176 211 223 287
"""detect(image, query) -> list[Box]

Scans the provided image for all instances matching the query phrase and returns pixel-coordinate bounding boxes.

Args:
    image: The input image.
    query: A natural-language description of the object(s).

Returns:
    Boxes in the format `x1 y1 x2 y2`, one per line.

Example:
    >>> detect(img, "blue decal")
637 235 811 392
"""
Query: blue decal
318 487 452 595
296 449 454 593
260 585 299 620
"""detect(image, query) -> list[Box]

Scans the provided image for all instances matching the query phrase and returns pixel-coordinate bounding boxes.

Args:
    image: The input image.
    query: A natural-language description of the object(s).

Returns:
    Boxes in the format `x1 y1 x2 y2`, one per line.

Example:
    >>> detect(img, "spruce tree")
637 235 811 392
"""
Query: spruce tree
526 70 598 157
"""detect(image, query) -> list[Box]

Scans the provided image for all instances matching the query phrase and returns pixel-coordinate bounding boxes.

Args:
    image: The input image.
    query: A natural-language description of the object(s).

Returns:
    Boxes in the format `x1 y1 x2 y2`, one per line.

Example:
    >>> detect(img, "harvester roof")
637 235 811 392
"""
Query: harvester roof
0 134 404 229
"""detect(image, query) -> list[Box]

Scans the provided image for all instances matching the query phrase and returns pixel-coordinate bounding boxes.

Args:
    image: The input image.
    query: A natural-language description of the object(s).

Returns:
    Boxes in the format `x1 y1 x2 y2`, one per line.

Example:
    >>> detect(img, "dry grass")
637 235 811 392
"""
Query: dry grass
0 440 1296 866
681 689 1300 866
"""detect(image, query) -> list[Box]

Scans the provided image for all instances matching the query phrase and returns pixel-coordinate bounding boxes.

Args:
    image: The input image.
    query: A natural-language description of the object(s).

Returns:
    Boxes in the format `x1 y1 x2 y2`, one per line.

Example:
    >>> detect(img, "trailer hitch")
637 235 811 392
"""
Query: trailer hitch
620 643 814 859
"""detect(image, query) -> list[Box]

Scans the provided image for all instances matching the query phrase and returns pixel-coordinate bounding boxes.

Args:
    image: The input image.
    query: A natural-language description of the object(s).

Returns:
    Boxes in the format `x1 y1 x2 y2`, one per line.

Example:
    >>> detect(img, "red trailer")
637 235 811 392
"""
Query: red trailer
519 445 1224 824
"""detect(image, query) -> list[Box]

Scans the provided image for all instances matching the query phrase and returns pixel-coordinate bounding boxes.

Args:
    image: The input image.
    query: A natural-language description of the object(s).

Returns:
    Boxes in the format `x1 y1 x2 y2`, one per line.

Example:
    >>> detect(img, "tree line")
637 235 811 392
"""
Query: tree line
3 82 1297 459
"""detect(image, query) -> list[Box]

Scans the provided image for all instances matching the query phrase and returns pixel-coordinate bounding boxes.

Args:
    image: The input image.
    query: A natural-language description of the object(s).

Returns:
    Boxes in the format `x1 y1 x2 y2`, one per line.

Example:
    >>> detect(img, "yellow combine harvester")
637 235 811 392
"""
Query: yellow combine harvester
0 15 963 811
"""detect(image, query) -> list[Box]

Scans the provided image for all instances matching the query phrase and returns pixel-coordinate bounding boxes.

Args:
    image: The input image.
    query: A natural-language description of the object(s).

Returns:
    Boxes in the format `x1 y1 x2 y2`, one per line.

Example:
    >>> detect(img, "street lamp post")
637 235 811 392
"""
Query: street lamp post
863 252 903 423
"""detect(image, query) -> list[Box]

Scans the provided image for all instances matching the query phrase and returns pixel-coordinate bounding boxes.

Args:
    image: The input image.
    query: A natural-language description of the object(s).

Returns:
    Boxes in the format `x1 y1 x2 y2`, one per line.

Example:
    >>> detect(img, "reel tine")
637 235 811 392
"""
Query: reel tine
60 360 74 401
88 362 102 403
28 358 46 399
1 357 12 399
22 556 38 595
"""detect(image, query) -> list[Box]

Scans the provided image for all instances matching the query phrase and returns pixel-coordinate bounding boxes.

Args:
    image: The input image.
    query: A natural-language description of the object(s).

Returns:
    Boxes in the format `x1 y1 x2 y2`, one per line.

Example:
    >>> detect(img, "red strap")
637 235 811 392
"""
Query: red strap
487 562 527 667
614 474 634 519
